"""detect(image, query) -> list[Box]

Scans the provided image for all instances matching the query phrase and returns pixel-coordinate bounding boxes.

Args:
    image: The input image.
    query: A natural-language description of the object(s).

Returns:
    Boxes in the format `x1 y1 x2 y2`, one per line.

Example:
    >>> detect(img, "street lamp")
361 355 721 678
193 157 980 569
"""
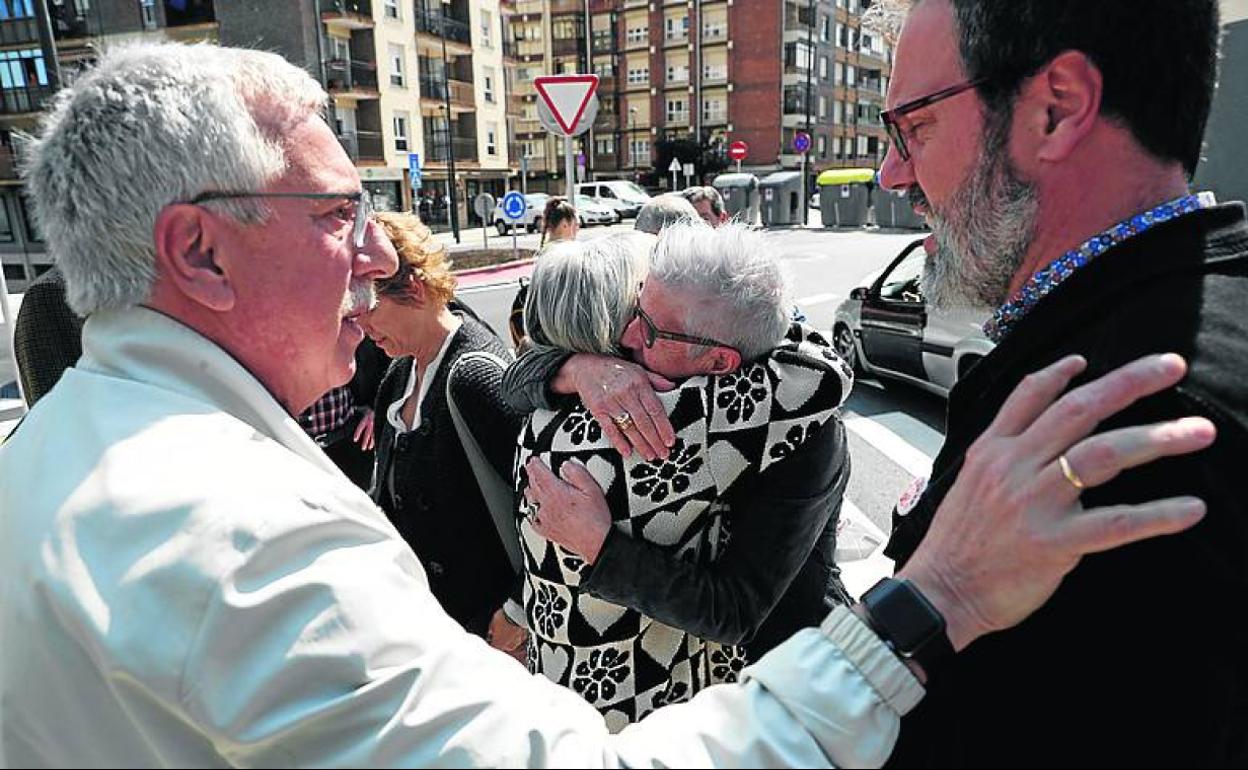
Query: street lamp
433 0 460 243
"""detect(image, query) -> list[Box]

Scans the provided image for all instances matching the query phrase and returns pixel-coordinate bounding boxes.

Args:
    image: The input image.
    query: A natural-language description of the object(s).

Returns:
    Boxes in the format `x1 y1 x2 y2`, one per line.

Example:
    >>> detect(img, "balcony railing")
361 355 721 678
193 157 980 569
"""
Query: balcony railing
415 8 471 44
702 67 727 84
0 146 18 180
322 0 372 16
325 59 379 94
419 75 476 108
0 15 38 47
425 136 479 163
664 31 688 44
665 111 689 125
702 25 727 42
338 130 385 162
0 84 55 117
551 37 582 57
702 110 727 125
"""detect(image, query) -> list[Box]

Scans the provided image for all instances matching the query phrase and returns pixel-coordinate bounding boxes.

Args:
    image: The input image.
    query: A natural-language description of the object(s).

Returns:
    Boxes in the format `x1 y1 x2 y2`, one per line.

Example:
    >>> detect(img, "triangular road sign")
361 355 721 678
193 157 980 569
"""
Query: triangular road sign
534 75 600 135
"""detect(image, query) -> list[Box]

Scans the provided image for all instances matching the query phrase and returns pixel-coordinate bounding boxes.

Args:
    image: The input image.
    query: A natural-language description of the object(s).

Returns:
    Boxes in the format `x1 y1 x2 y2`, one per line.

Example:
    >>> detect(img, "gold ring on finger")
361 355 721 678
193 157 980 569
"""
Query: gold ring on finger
1058 453 1086 491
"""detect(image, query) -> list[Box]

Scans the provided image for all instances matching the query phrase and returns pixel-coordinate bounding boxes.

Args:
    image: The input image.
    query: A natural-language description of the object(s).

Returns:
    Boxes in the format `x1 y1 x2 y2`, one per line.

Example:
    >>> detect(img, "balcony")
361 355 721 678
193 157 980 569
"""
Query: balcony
702 67 727 85
419 76 476 110
320 0 373 29
0 15 38 47
664 31 688 47
165 0 216 27
415 8 472 45
549 0 582 14
665 110 689 125
503 36 519 58
517 38 544 58
595 113 619 131
702 110 727 126
325 59 380 98
0 146 18 180
1 85 55 118
424 136 479 163
551 36 582 57
51 0 91 39
591 32 615 54
338 130 385 163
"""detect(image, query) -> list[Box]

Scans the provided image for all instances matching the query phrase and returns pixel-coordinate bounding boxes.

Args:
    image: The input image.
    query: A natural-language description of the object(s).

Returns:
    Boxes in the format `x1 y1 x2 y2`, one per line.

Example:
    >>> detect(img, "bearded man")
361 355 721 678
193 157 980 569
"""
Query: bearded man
873 1 1248 766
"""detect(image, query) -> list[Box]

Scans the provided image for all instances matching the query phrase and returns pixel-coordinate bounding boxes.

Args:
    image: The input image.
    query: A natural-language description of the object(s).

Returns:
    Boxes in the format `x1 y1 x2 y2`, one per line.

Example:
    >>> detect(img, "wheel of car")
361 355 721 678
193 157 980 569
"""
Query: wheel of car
495 220 509 236
834 324 861 373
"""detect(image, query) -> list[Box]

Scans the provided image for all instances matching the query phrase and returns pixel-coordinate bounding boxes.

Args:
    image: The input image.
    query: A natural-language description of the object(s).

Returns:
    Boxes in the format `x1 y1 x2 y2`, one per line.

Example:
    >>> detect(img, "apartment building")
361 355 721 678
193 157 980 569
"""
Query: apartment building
0 0 514 287
518 0 889 189
505 0 590 193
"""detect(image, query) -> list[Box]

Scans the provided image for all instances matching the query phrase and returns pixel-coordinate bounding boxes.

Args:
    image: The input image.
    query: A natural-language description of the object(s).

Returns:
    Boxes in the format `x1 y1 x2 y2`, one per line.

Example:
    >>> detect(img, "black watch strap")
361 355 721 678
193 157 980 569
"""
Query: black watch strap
859 578 955 675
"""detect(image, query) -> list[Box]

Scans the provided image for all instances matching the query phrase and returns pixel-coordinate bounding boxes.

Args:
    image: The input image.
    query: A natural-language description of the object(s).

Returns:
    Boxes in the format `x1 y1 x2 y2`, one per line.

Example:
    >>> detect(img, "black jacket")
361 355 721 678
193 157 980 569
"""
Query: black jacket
500 342 852 658
370 313 524 637
885 204 1248 768
14 266 84 407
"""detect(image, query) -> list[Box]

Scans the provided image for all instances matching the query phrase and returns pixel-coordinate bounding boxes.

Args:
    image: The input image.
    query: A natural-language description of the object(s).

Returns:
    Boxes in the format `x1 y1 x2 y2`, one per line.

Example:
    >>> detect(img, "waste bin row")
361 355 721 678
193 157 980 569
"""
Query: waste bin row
710 168 927 229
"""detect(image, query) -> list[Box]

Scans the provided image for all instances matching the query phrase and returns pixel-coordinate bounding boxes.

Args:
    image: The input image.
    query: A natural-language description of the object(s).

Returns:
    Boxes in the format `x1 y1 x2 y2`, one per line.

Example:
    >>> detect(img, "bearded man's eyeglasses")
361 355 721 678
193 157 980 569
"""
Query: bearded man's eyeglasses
881 77 988 162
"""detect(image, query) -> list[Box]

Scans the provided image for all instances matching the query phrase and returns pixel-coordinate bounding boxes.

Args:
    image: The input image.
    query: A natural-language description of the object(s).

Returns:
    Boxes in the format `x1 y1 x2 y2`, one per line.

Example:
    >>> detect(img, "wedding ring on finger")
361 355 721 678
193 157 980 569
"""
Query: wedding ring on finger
527 499 542 525
611 411 636 432
1058 453 1086 491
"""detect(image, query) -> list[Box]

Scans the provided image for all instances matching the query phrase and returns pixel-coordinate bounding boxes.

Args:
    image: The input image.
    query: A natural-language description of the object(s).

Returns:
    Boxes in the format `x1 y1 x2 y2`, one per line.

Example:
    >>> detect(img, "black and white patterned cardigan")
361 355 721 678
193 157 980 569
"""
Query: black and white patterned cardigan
513 325 853 731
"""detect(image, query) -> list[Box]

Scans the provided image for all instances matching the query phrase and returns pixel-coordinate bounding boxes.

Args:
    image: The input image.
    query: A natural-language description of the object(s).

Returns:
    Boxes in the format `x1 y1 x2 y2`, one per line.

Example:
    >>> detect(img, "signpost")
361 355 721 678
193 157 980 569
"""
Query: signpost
792 131 812 154
474 192 495 248
534 74 600 206
407 152 422 192
667 157 681 191
728 140 748 173
682 162 694 189
501 190 526 262
794 131 812 226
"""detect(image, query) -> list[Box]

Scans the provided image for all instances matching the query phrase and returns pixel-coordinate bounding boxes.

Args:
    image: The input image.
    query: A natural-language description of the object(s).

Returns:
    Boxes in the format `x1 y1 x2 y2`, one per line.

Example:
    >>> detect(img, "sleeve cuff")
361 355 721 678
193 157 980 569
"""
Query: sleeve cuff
819 605 925 716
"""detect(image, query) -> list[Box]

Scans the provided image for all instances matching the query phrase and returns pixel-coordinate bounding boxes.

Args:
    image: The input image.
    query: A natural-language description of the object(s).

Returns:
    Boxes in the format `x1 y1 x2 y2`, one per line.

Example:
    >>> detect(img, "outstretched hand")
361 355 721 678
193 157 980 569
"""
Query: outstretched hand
899 353 1214 652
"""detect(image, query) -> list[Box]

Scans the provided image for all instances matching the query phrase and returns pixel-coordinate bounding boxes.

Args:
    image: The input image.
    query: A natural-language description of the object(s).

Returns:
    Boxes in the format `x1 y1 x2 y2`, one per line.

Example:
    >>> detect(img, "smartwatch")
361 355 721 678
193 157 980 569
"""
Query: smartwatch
859 578 955 675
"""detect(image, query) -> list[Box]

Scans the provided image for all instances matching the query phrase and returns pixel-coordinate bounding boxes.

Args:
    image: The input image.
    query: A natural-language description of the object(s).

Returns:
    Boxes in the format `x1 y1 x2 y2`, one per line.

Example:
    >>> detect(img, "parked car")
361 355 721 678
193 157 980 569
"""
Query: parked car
576 180 651 219
491 192 549 236
833 239 994 398
1 292 25 406
574 195 621 225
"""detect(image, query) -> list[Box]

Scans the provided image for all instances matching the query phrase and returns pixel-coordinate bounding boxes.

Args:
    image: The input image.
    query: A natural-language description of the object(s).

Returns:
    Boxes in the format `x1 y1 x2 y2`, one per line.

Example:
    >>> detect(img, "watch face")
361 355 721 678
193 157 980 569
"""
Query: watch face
862 578 946 657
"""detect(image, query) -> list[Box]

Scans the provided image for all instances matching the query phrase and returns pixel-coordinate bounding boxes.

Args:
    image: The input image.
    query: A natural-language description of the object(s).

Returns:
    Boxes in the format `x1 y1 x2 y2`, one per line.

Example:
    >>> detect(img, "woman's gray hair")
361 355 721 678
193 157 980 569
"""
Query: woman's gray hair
21 43 327 315
526 232 655 355
650 221 790 362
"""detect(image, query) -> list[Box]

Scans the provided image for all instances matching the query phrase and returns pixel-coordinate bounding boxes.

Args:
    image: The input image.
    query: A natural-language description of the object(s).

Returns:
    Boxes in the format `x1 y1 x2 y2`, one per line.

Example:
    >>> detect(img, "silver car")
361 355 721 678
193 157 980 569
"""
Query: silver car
833 239 995 397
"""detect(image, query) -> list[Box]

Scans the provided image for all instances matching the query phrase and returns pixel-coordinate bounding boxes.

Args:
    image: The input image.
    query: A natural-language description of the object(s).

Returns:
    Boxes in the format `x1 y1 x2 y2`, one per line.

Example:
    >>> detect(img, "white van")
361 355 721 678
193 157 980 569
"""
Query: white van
576 180 652 219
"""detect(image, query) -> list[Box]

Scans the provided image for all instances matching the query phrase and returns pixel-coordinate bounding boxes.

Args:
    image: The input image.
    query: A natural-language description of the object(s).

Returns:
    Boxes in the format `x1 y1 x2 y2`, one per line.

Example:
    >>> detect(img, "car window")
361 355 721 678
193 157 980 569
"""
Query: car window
878 251 925 303
600 188 616 199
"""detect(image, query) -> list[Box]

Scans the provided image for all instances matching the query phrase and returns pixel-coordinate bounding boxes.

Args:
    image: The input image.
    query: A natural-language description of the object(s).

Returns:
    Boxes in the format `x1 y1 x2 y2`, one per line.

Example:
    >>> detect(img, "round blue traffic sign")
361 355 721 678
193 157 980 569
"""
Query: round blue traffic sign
502 191 527 222
793 131 812 154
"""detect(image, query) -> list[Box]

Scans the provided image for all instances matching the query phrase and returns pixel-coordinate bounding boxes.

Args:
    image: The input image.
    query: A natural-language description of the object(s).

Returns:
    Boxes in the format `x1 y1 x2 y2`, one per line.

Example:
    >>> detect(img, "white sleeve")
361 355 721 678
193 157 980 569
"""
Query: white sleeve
178 506 923 768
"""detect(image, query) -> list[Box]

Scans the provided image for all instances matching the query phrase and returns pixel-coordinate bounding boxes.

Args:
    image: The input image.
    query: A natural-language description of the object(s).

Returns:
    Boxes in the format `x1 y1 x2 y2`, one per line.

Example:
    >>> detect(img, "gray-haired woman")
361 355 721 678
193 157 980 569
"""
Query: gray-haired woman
512 232 852 730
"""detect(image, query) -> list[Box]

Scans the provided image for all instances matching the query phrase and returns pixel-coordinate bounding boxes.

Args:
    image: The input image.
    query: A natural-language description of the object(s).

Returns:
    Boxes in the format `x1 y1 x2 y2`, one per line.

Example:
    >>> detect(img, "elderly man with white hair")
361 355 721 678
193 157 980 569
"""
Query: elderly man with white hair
0 42 1216 768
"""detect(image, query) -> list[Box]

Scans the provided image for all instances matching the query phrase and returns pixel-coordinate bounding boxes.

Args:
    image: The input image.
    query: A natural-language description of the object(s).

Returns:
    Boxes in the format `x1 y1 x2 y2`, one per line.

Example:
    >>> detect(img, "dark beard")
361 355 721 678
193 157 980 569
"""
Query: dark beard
919 116 1039 310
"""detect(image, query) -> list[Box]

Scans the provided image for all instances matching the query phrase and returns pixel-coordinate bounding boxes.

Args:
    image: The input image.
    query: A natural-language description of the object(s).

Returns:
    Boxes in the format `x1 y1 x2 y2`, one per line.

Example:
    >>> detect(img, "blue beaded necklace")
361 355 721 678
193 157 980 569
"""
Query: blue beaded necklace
983 192 1217 342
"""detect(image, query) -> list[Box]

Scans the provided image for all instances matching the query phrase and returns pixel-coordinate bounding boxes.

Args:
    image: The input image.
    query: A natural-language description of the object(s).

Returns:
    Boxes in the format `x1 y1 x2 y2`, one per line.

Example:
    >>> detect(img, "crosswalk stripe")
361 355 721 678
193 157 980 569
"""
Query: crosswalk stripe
843 413 934 479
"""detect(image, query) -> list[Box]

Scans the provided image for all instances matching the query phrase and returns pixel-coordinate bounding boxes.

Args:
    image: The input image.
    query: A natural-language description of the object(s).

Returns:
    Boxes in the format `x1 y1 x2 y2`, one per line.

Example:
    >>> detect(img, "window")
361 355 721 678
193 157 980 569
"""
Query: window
384 0 399 19
821 15 832 42
666 64 688 83
140 0 158 29
552 18 578 40
480 10 493 46
702 99 725 122
846 64 856 87
703 63 726 81
0 48 49 91
630 138 650 162
817 135 827 158
393 112 409 152
594 61 613 79
838 23 848 47
703 19 726 40
626 26 647 44
834 100 843 123
0 197 14 244
388 44 405 87
665 16 688 41
595 136 615 156
818 95 827 118
332 36 350 62
627 67 648 85
666 98 686 122
486 123 498 156
483 67 496 103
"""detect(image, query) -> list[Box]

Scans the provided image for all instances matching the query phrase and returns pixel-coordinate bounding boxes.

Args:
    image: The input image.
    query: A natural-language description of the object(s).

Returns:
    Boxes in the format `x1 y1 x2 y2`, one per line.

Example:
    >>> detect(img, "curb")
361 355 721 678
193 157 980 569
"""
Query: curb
453 256 537 279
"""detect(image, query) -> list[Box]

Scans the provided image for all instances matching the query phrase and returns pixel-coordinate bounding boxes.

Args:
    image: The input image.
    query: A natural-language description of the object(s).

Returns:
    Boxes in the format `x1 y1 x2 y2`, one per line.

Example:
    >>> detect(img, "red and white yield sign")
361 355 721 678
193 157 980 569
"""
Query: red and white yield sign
728 140 749 161
534 74 600 136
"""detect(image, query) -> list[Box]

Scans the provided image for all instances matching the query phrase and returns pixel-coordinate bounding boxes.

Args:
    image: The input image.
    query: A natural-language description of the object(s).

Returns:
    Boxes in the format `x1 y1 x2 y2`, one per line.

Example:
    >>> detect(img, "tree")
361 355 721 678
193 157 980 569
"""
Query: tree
647 133 729 189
